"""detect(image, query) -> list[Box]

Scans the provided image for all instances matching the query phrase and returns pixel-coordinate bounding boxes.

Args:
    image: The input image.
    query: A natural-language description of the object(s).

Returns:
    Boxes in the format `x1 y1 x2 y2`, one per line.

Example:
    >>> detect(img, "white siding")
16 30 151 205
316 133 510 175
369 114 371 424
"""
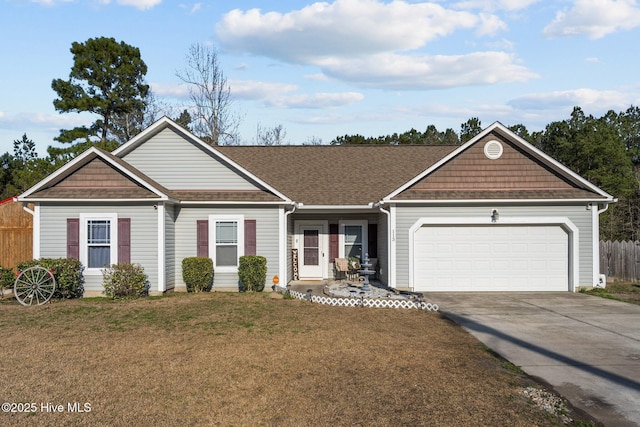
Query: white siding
174 206 280 291
122 128 261 190
394 204 593 289
39 203 159 294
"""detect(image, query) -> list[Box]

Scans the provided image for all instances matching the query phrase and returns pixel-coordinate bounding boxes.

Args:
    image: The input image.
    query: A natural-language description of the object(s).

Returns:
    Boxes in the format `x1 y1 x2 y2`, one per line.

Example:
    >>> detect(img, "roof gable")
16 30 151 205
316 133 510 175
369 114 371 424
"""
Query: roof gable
386 122 614 202
18 148 170 201
113 117 290 202
28 157 160 200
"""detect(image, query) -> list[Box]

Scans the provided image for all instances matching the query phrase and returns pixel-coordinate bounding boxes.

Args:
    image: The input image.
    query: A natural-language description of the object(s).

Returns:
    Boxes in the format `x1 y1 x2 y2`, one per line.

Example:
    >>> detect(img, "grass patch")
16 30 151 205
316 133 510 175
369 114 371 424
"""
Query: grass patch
581 282 640 305
0 292 593 426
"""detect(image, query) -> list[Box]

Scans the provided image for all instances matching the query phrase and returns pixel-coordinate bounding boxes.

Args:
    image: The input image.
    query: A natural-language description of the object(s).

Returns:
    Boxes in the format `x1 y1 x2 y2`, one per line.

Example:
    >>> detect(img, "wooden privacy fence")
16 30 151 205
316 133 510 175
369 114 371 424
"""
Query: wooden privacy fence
600 240 640 282
0 198 33 270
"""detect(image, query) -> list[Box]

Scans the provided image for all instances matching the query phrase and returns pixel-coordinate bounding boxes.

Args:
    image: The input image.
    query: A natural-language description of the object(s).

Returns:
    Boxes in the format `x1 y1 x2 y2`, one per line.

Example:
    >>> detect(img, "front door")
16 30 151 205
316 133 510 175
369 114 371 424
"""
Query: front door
296 222 326 279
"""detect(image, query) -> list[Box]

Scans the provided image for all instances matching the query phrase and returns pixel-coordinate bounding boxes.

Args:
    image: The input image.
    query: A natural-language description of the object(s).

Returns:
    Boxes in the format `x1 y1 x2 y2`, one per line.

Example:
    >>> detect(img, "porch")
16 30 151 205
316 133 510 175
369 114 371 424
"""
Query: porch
288 211 388 285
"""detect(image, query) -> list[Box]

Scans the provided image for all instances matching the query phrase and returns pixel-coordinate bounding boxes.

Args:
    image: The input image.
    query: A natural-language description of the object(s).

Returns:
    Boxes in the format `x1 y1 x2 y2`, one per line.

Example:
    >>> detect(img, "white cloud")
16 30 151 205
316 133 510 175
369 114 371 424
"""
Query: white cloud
216 0 488 62
0 111 95 137
150 83 190 99
304 73 330 81
453 0 541 12
228 80 298 101
543 0 640 39
318 51 538 89
475 13 508 35
27 0 73 5
215 1 530 90
508 88 631 110
116 0 161 10
265 92 364 109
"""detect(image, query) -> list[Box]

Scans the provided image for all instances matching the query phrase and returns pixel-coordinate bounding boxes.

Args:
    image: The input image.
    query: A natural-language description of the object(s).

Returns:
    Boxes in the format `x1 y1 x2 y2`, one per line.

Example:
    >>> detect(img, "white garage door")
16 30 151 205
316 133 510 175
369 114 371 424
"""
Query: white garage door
413 225 569 292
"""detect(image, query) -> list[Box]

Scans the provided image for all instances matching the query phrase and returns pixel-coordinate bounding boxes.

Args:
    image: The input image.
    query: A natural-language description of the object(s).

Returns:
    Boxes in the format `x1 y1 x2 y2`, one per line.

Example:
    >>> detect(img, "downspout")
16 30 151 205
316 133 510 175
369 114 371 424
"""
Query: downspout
594 202 611 287
375 201 393 288
282 202 298 287
21 200 34 216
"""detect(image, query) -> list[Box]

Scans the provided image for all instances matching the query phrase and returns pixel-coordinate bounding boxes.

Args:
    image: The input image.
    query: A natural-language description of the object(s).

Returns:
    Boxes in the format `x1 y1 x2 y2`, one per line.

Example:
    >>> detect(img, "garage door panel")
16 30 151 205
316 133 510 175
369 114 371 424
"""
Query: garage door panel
414 225 568 292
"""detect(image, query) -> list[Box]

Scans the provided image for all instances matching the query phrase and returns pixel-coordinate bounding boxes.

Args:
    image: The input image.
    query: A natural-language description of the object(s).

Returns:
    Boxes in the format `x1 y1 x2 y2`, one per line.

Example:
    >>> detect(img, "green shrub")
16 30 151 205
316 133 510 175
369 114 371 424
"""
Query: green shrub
17 258 84 299
238 255 267 292
0 266 15 298
102 263 147 298
181 257 213 292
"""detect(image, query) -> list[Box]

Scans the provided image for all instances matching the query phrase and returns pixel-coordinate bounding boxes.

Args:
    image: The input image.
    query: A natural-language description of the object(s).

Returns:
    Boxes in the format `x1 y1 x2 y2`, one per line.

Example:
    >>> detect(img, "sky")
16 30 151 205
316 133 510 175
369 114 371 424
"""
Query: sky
1 0 640 154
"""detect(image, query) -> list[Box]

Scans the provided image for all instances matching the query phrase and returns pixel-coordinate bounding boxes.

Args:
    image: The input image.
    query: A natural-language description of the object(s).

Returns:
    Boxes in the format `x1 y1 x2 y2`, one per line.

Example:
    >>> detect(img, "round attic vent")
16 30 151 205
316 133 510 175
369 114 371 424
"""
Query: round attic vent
483 140 503 160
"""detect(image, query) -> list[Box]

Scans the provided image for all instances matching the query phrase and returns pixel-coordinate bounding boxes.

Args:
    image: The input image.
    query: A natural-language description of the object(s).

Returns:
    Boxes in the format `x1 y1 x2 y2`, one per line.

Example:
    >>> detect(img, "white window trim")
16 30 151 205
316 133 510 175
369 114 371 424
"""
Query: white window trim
339 220 368 260
80 213 118 275
209 214 244 273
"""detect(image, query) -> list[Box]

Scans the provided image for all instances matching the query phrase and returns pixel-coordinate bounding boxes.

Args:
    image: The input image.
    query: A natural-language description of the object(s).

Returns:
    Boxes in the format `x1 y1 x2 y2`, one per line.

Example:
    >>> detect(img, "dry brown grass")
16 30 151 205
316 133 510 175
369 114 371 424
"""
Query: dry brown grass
0 293 578 426
582 282 640 305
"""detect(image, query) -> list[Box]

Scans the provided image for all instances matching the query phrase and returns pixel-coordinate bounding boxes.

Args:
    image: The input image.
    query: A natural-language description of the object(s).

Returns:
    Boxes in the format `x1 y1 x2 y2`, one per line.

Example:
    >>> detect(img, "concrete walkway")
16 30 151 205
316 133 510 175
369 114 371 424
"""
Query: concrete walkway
423 292 640 427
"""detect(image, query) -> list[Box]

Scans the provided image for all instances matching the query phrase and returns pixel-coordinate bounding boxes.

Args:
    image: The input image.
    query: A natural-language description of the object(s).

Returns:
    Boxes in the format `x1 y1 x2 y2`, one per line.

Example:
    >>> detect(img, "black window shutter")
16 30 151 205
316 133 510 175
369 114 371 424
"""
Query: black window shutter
368 224 378 258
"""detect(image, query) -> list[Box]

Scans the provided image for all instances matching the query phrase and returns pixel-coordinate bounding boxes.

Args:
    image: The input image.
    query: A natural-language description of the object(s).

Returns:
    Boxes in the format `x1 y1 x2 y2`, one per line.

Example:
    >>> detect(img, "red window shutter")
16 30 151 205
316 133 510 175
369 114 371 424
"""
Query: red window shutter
67 218 80 259
197 220 209 257
118 218 131 263
368 224 378 258
329 224 339 262
244 219 257 256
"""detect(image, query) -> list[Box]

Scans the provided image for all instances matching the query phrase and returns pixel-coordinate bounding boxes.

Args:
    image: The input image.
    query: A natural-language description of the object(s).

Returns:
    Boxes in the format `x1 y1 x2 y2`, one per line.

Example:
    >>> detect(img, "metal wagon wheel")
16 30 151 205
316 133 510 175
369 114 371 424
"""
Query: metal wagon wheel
14 266 56 306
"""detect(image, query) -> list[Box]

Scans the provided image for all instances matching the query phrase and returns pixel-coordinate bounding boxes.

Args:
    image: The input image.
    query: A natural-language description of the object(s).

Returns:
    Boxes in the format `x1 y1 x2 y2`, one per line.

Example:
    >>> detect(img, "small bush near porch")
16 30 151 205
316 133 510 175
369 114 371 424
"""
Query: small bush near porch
0 293 590 426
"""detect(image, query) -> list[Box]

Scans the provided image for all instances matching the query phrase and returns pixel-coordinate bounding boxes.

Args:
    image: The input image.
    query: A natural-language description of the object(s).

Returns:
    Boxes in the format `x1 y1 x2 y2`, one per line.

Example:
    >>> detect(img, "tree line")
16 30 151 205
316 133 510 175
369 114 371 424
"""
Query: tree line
2 37 640 240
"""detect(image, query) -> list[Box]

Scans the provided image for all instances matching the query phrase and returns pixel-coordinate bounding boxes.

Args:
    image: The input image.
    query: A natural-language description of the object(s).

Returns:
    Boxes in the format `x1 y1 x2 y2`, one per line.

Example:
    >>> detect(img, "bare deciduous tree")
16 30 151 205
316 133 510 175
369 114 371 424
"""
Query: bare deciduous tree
303 136 324 145
176 43 240 145
256 123 287 145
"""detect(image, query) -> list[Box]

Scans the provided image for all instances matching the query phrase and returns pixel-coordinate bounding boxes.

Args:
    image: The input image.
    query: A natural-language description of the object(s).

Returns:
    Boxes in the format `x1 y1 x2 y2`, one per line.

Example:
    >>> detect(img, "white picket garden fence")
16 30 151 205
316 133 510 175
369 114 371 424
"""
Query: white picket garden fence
284 288 439 311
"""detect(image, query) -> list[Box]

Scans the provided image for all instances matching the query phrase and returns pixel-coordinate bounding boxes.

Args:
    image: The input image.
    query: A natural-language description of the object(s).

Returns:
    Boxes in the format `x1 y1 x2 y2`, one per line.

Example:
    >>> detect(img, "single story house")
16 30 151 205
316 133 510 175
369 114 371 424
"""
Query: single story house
17 117 614 295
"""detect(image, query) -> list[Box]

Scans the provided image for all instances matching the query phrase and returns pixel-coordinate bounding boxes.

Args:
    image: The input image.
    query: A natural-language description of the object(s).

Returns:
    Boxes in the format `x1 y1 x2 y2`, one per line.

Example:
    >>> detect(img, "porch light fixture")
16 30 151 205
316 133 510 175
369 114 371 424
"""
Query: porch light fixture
491 209 499 222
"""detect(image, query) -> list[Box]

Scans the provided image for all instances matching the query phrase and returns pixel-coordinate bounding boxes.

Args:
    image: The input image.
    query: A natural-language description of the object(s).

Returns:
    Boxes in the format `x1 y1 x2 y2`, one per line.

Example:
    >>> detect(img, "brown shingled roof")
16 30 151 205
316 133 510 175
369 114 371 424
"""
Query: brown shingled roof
217 145 457 205
172 190 282 202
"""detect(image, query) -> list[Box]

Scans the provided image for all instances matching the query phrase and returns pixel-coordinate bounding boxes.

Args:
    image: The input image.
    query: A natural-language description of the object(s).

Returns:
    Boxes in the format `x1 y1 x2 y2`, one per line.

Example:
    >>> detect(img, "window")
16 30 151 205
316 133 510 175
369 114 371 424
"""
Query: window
216 221 238 266
80 213 118 273
344 225 362 259
209 215 244 272
339 220 368 261
87 220 111 268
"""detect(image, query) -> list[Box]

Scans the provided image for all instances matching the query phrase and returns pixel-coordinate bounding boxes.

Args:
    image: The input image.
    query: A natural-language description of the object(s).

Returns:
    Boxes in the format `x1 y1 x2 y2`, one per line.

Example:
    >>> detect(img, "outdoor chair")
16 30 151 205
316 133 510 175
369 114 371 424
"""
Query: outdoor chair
334 258 349 281
347 257 361 281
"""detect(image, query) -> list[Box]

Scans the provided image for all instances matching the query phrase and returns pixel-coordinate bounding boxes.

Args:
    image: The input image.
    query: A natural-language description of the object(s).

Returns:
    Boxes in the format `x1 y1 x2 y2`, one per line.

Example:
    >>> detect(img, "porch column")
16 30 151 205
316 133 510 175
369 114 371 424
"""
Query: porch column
279 206 286 288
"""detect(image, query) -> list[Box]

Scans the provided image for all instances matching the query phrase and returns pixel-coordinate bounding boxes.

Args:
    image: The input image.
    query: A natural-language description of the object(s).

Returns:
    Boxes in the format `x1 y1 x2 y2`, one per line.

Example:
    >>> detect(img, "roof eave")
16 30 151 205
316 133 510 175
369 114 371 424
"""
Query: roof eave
16 197 174 203
384 197 616 204
179 200 286 205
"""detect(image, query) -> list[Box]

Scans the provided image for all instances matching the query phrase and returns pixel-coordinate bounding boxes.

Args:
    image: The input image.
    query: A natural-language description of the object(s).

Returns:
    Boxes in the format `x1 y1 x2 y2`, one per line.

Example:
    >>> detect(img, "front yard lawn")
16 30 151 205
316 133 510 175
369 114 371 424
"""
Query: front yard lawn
581 282 640 305
0 293 593 426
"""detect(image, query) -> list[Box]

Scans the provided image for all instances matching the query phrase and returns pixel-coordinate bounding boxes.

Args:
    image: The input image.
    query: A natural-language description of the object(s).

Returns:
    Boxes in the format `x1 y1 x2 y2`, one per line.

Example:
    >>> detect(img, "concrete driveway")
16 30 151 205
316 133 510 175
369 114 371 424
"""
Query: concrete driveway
423 292 640 427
